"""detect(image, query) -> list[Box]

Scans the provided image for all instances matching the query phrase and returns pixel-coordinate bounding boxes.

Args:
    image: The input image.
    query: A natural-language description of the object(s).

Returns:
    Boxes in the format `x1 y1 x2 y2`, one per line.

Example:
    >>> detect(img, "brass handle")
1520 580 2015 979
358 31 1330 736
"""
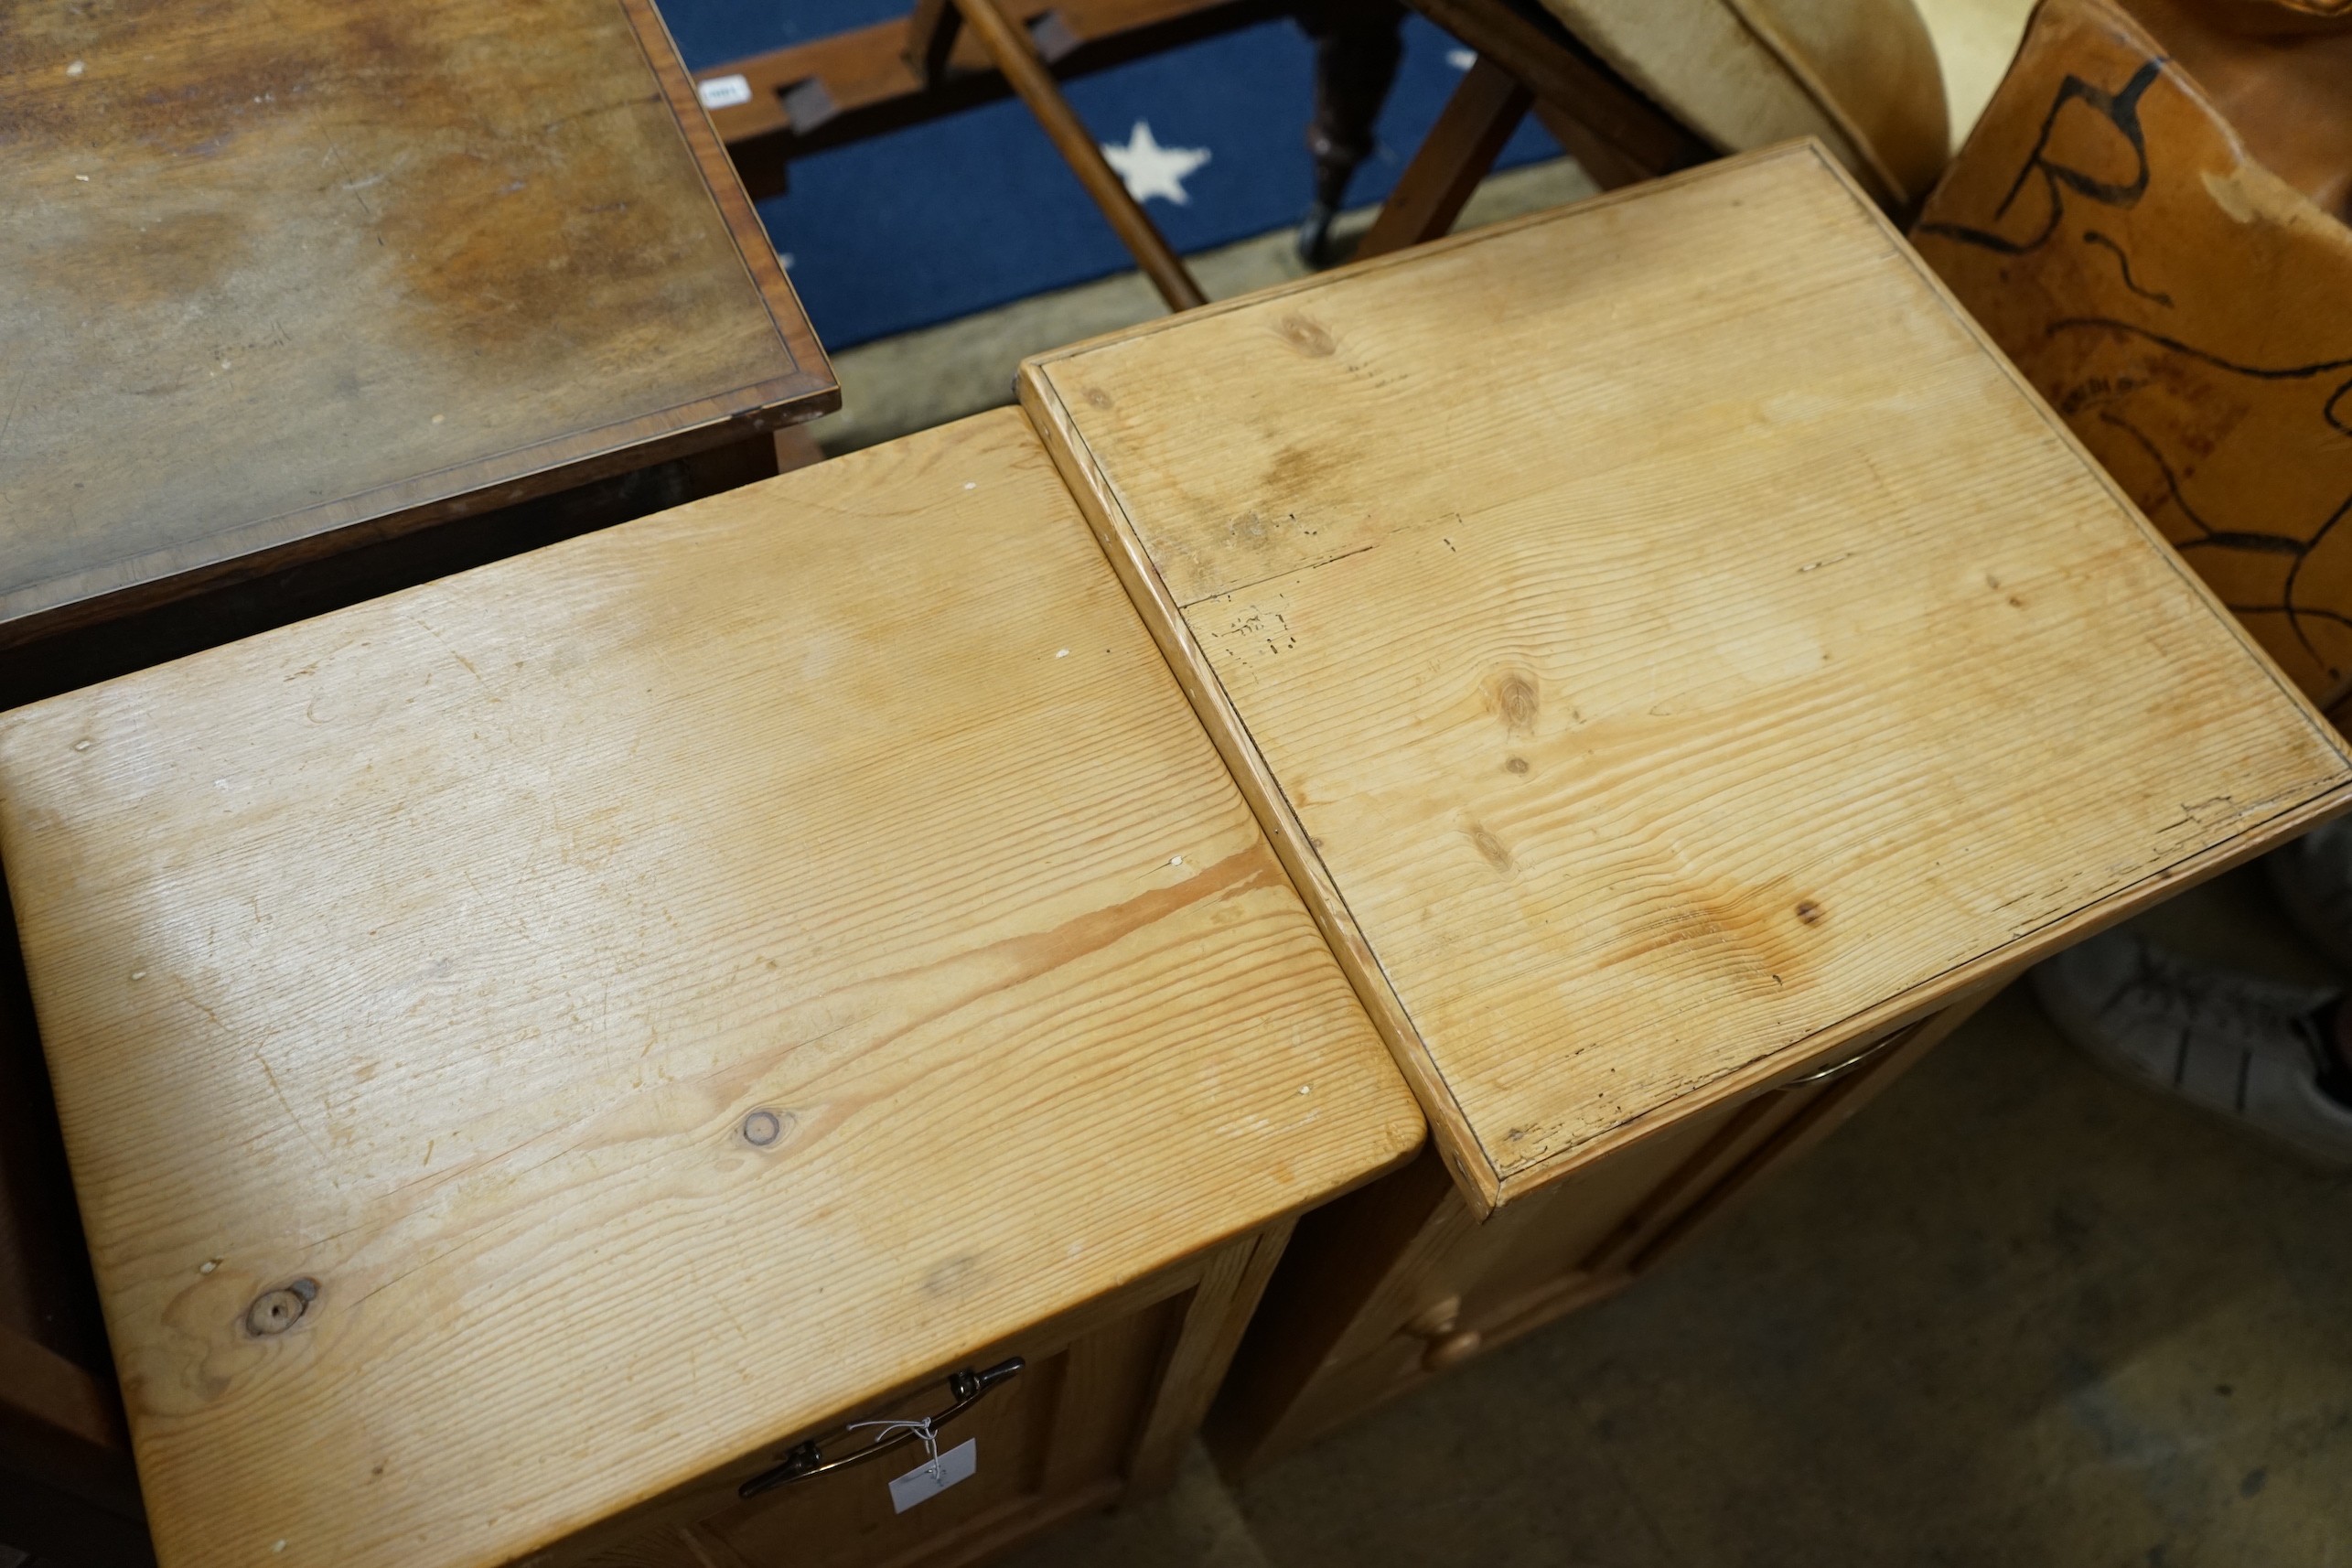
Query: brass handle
738 1358 1023 1498
1783 1030 1905 1088
1402 1296 1484 1371
1403 1297 1461 1337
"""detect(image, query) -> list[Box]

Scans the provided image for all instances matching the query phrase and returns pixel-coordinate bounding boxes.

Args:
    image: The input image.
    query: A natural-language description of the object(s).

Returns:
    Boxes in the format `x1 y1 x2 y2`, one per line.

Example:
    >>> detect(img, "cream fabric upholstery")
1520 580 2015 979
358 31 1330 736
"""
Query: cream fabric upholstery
1536 0 1951 207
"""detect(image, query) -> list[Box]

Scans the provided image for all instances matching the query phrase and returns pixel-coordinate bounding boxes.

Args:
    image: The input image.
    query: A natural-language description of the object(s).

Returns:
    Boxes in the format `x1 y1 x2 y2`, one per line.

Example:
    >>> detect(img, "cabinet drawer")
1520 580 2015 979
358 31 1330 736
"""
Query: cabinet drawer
575 1216 1306 1568
590 1294 1182 1568
1225 1099 1739 1458
1215 1010 1961 1467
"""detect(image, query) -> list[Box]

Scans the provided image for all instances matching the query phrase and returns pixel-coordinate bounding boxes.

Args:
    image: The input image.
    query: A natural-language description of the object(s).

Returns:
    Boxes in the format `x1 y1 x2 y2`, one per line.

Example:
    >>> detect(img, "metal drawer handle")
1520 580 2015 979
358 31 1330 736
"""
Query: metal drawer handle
1783 1029 1906 1088
738 1358 1024 1498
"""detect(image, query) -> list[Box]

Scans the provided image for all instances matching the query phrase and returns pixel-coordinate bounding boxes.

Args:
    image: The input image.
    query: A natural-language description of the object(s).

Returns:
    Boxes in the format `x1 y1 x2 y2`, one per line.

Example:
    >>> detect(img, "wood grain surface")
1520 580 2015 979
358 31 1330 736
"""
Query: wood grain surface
1023 143 2352 1210
0 410 1420 1568
0 0 833 646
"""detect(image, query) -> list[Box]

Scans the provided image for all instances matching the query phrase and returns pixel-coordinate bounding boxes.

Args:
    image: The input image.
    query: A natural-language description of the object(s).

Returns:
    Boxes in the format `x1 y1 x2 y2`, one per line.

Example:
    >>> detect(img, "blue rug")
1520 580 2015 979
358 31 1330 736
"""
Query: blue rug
658 1 1561 348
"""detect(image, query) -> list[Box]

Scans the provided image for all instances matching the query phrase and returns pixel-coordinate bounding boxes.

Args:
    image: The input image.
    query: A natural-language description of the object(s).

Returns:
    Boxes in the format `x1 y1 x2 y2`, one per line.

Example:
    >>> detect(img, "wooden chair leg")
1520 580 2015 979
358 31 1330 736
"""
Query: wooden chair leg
950 0 1208 311
1530 101 1649 190
1294 0 1406 265
773 423 828 474
1407 0 1710 184
904 0 962 82
1356 53 1531 259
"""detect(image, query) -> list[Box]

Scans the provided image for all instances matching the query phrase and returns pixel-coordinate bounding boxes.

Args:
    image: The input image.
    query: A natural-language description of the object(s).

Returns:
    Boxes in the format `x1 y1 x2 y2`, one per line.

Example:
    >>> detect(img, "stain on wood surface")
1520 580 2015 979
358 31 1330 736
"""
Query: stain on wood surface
0 0 828 639
1026 145 2352 1206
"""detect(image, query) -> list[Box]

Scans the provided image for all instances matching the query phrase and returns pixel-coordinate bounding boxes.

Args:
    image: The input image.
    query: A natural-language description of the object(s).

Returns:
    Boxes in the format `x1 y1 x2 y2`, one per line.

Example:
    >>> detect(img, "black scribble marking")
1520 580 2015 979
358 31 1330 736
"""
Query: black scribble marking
2049 318 2352 435
2096 411 2302 556
2074 355 2352 672
2081 230 2172 306
1922 59 2352 685
2228 601 2352 645
2253 490 2352 671
1917 59 2163 255
2054 319 2352 381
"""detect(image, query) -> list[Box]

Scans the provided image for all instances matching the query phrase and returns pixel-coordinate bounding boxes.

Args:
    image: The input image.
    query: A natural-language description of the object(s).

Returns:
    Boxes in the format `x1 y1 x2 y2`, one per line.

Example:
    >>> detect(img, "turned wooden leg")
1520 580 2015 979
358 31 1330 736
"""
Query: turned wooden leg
1295 0 1406 266
1409 0 1709 185
1355 51 1530 259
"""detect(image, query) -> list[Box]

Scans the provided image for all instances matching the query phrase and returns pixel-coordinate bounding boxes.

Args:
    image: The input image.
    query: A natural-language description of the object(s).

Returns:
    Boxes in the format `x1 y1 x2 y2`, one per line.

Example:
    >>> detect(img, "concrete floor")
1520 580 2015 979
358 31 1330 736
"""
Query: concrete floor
1004 865 2352 1567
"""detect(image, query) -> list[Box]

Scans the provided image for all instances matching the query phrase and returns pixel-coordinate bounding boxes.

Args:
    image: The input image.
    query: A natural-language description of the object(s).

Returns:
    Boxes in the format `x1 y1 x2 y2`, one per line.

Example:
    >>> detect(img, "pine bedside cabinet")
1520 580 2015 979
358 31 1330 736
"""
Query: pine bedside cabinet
1016 141 2352 1467
0 410 1422 1568
5 8 833 1547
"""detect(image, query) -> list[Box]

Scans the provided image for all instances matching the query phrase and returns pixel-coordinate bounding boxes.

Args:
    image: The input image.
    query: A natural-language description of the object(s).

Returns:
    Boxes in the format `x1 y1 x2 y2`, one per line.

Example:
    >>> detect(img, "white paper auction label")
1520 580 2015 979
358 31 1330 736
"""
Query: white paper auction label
887 1438 977 1514
696 74 753 110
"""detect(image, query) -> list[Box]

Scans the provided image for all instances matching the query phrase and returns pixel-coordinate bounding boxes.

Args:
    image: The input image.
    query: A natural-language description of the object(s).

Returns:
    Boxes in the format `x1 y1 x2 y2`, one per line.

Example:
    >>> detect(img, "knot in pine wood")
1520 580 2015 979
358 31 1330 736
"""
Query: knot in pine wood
741 1108 790 1148
245 1277 318 1337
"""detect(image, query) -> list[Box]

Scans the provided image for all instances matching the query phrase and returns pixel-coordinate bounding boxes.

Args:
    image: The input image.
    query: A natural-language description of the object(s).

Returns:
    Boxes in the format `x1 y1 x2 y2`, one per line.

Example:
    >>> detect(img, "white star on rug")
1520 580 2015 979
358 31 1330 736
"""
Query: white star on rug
1101 121 1211 206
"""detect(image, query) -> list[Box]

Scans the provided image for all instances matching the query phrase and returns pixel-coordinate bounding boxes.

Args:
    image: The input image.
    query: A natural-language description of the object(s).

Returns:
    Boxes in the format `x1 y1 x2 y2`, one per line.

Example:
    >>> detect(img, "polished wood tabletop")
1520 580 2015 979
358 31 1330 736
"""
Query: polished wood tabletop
0 409 1417 1568
1024 143 2352 1213
0 0 834 651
